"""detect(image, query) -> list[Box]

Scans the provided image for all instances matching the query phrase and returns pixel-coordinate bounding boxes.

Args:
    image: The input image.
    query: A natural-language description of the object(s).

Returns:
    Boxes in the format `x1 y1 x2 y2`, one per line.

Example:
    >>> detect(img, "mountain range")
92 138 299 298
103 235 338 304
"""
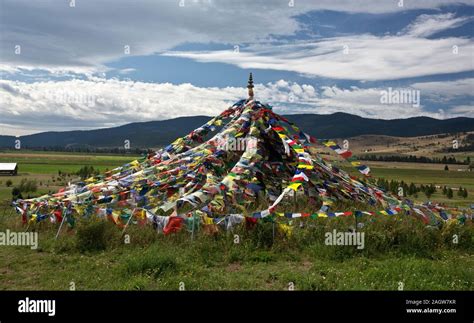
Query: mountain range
0 112 473 149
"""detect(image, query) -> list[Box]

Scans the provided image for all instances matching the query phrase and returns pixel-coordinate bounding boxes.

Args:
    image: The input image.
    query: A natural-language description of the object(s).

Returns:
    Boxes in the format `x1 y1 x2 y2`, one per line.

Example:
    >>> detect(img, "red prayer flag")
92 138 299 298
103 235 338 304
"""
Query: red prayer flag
163 217 184 235
245 217 258 230
53 209 63 223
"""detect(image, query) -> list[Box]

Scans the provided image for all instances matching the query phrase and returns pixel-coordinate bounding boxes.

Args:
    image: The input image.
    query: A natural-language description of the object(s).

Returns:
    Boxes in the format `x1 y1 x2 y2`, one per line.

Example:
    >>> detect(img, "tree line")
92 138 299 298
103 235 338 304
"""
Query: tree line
360 154 471 165
375 178 468 200
376 178 436 198
2 146 150 154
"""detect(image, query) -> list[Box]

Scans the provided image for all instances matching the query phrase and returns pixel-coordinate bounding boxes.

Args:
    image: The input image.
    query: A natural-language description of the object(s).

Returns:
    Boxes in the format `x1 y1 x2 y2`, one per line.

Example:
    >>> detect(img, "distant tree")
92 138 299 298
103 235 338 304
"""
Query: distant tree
11 187 23 200
16 179 37 193
5 179 13 187
447 188 453 199
425 184 435 199
77 166 96 180
444 165 449 171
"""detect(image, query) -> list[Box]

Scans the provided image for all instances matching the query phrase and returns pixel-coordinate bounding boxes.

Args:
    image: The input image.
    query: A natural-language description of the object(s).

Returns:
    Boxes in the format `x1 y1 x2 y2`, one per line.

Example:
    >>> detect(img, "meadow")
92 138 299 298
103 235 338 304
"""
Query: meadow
0 150 140 203
0 150 472 291
0 212 472 291
369 166 474 207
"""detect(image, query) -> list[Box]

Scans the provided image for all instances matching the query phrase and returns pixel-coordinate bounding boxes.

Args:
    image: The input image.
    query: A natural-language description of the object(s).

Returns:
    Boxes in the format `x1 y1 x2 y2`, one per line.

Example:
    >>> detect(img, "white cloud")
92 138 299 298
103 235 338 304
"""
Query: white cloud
163 11 474 81
1 0 472 74
315 79 474 118
403 13 471 37
412 78 474 96
2 77 470 136
0 0 304 74
0 79 241 135
450 105 474 117
314 86 432 119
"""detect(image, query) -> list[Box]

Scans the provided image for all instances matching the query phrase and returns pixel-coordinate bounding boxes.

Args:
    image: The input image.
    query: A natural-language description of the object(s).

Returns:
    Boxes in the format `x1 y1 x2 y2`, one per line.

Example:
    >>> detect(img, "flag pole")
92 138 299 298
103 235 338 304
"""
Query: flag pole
191 215 195 241
122 208 136 236
272 220 275 243
55 208 67 240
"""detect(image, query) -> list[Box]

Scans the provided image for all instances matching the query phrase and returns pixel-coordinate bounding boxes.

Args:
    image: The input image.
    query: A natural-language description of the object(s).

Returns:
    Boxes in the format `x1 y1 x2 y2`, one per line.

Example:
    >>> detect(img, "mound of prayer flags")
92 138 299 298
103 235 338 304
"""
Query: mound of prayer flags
12 93 471 235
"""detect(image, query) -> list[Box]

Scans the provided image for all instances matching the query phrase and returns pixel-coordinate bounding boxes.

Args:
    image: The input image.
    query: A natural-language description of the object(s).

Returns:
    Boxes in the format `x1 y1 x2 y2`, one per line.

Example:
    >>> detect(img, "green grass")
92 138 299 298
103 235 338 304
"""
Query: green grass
0 215 472 291
0 150 141 174
0 151 141 203
337 165 474 207
17 164 115 174
370 168 474 189
370 168 474 207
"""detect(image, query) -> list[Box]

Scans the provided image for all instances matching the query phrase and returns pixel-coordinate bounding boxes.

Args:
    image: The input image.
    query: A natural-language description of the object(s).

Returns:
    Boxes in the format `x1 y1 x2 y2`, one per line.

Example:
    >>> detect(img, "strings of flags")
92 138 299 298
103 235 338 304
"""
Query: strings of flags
11 76 471 237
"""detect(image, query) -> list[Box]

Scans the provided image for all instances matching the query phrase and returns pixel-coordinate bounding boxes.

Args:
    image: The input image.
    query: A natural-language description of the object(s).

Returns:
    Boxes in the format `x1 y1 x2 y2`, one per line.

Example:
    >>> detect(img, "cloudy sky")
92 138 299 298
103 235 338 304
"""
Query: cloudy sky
0 0 473 136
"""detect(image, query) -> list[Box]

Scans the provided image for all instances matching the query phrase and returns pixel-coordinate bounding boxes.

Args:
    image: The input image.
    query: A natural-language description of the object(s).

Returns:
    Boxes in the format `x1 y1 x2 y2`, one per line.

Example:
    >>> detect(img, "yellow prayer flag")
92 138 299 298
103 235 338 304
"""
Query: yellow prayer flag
203 215 214 225
111 211 120 224
288 182 302 191
29 214 38 224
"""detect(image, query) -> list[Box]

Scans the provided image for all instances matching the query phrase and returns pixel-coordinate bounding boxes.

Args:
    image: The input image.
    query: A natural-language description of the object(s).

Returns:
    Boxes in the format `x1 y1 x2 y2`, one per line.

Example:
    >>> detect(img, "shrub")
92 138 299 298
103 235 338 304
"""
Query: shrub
18 178 38 193
11 187 22 200
247 220 275 248
75 220 111 252
441 220 474 251
362 215 441 257
124 225 160 247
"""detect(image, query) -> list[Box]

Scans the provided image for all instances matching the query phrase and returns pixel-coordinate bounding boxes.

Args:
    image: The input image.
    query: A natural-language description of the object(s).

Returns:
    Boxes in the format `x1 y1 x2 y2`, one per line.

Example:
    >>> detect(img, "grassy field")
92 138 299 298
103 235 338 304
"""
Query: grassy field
329 159 474 207
342 132 474 158
0 150 141 203
369 166 474 207
0 215 472 291
0 150 472 291
0 150 139 174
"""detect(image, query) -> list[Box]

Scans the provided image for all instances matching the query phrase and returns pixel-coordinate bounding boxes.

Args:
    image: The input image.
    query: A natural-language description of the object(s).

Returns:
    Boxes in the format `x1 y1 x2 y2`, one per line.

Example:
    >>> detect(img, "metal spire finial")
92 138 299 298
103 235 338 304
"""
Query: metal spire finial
247 72 254 99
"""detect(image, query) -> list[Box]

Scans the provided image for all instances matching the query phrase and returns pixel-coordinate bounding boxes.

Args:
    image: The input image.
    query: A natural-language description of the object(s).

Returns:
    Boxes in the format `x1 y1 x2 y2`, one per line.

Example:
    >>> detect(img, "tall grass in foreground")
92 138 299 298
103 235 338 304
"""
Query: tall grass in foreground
2 210 471 258
0 204 472 290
